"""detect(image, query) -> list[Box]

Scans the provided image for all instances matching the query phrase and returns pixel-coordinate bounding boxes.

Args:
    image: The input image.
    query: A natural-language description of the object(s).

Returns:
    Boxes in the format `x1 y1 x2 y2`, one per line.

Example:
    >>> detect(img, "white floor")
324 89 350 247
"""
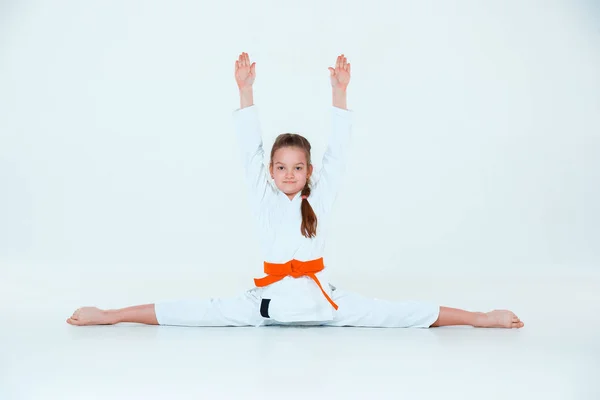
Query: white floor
1 273 599 400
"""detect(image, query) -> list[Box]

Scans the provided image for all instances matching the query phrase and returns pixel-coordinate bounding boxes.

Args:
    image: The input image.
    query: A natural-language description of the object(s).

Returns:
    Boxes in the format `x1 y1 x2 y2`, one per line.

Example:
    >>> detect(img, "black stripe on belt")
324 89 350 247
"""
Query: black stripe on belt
260 298 271 318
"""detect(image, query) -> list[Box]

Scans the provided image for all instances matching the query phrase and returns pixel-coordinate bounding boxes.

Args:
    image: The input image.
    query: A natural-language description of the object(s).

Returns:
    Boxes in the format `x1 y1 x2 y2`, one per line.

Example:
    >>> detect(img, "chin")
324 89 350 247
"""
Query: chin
278 185 302 194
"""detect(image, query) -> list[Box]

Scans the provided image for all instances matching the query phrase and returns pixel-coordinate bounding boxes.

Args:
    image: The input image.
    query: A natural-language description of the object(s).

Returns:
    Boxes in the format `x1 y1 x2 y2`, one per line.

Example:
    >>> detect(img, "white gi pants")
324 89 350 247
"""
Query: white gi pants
154 286 440 328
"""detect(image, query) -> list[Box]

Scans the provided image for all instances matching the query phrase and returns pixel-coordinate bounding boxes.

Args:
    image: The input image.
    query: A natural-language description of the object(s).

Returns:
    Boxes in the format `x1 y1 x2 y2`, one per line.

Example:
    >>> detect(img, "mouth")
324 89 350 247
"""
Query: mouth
283 181 296 184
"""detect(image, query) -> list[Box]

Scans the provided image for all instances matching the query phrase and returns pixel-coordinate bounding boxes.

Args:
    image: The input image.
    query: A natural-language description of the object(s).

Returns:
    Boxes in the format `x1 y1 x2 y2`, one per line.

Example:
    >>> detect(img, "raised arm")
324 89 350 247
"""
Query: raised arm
233 52 271 215
315 54 354 212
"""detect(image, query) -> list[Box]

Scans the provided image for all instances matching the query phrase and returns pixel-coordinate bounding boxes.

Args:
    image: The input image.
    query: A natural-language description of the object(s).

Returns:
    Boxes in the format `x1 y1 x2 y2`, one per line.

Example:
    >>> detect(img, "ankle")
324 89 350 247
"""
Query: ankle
473 312 487 327
104 309 120 324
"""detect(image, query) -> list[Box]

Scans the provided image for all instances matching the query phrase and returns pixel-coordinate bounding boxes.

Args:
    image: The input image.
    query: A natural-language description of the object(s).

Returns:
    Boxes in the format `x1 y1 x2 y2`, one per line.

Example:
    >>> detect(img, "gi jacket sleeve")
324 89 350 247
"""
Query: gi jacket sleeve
233 105 270 215
314 106 354 212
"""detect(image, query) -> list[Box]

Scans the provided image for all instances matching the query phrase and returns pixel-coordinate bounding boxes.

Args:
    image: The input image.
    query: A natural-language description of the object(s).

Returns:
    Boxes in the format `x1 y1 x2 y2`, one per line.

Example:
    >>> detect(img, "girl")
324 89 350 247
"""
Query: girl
67 53 524 329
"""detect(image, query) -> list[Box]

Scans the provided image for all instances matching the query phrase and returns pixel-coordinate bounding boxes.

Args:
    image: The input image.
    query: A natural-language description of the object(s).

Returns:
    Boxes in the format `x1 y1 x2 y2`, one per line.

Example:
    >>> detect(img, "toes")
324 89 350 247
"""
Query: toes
67 317 83 326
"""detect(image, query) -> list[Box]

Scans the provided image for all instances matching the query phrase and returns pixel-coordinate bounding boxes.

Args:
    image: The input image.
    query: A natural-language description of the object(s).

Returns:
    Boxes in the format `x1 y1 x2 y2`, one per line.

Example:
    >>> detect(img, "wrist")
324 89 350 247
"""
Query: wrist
332 88 347 109
239 87 254 108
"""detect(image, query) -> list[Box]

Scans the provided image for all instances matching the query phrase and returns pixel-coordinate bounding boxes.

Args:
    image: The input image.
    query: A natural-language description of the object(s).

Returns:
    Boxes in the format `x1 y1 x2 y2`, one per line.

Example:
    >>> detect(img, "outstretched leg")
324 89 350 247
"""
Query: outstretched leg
431 307 524 328
66 290 265 327
67 305 157 326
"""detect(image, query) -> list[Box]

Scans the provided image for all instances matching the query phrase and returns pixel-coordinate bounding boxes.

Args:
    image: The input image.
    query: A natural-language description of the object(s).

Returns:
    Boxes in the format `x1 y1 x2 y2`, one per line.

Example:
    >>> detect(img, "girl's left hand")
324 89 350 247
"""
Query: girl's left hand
328 54 351 91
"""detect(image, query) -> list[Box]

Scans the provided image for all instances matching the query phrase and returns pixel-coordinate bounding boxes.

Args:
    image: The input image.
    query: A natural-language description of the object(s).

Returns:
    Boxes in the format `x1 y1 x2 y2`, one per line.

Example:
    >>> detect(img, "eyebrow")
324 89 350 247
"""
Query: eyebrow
275 162 305 165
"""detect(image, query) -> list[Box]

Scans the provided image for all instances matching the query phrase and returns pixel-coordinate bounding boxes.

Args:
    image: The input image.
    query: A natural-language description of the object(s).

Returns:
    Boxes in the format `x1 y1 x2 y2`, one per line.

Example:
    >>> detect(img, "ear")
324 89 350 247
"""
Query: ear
269 163 274 179
307 164 313 179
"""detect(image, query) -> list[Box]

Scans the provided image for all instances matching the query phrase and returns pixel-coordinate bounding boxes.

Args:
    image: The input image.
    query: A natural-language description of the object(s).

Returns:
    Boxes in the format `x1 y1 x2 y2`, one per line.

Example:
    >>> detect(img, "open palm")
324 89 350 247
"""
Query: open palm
235 52 256 90
328 54 351 90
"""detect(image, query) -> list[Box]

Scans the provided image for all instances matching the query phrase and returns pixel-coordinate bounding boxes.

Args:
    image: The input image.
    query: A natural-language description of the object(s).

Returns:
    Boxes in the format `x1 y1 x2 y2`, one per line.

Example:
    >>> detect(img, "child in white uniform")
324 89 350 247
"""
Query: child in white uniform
67 53 524 329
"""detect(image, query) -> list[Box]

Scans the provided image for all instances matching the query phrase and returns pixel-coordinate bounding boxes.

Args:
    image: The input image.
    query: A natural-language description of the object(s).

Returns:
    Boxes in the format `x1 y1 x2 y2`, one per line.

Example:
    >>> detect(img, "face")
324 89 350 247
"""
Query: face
270 146 313 196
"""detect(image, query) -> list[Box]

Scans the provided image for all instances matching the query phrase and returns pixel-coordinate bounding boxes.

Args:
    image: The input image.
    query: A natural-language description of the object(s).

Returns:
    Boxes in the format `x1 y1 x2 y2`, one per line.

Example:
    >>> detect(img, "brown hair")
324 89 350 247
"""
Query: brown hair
270 133 317 238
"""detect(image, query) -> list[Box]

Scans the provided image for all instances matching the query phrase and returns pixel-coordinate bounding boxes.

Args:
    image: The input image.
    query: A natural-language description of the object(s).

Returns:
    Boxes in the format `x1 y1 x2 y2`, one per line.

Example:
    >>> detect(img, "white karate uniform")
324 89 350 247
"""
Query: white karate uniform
155 105 440 328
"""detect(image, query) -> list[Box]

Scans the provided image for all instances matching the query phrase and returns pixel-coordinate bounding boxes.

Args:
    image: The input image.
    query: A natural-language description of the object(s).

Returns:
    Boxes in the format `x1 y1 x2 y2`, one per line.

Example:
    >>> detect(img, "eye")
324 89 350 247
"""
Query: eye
277 166 284 170
296 166 303 170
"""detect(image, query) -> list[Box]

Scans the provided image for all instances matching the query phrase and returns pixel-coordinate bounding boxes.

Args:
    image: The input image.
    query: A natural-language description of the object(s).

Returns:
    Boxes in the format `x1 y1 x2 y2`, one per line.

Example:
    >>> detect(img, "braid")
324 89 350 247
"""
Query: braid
300 180 317 238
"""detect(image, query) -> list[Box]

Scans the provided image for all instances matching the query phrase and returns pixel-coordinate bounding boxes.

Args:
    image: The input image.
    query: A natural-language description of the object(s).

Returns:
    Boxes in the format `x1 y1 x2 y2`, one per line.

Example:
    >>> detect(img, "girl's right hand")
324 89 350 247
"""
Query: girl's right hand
235 52 256 90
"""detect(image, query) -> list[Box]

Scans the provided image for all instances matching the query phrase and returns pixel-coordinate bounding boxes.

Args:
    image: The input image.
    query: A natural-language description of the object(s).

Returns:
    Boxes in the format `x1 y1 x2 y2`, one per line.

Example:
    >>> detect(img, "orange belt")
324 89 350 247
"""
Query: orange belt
254 257 338 310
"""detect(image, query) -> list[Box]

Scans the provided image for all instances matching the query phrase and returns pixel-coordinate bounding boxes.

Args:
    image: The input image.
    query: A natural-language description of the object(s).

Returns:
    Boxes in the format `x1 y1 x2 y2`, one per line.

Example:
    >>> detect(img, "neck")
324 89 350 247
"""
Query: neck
285 190 301 201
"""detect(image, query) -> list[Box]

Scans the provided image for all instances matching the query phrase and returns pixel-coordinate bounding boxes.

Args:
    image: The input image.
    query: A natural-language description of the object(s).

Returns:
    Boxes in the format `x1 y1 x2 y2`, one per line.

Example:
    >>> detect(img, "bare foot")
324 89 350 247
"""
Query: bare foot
66 307 115 326
476 310 524 328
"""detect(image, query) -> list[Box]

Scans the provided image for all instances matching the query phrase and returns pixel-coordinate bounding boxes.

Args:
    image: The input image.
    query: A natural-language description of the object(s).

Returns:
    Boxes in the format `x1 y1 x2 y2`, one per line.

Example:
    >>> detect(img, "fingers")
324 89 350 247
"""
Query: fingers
334 54 350 72
235 52 254 71
238 52 347 75
236 52 247 68
238 52 347 81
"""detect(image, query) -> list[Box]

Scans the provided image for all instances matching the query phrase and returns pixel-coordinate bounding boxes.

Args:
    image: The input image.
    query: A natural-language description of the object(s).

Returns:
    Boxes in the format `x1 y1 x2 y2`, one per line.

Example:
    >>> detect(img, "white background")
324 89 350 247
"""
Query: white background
1 0 599 313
